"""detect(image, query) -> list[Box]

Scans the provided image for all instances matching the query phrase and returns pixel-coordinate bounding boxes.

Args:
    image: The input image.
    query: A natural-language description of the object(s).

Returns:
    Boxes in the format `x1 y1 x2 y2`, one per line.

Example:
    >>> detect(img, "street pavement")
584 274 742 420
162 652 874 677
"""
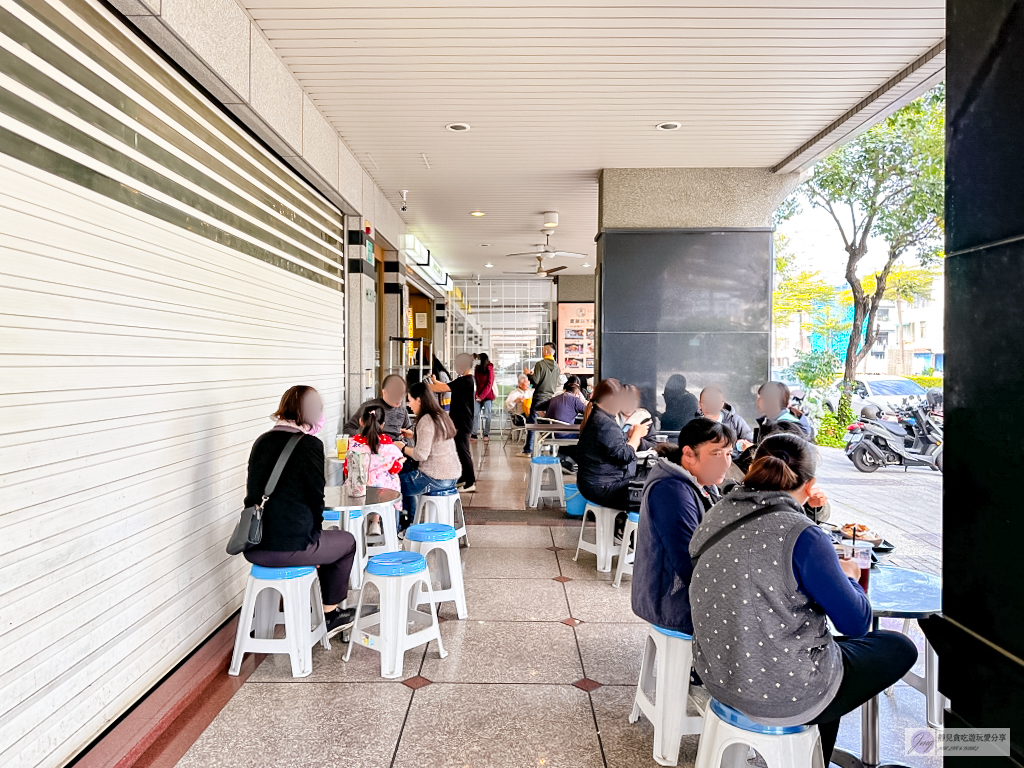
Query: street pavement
816 446 942 576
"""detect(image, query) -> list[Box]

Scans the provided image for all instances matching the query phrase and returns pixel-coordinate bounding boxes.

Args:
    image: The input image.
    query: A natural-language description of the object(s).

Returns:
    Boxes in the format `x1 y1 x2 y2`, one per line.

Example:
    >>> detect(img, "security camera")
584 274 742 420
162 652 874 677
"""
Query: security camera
401 204 408 212
400 190 408 212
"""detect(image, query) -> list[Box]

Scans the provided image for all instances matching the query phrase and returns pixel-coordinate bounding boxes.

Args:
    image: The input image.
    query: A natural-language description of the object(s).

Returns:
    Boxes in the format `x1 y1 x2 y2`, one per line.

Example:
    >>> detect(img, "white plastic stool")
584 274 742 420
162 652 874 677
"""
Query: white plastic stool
365 501 400 555
613 511 640 588
403 523 468 619
574 502 619 573
694 699 824 768
414 488 469 546
527 455 565 508
229 565 329 679
629 625 704 766
884 618 946 727
344 551 448 678
322 508 367 590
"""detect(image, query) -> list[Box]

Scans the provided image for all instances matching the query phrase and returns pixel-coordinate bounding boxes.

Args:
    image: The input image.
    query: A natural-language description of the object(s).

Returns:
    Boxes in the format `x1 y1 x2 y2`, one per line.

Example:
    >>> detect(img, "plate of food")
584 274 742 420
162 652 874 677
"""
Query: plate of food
839 523 884 546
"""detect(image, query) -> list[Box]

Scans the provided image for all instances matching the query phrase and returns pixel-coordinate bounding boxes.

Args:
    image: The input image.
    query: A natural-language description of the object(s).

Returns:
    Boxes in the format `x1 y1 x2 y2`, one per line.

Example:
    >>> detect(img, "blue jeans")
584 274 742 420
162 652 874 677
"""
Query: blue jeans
473 399 493 437
399 470 458 518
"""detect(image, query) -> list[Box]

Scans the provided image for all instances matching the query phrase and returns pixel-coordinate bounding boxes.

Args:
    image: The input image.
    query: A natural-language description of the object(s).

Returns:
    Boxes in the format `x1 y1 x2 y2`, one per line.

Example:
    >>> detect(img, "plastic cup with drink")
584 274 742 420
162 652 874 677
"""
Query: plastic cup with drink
835 540 873 591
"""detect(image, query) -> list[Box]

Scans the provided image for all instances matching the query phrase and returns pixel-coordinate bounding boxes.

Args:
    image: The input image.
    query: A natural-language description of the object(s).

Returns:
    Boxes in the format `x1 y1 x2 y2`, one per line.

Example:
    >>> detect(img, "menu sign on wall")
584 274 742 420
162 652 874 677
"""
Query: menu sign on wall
557 303 595 375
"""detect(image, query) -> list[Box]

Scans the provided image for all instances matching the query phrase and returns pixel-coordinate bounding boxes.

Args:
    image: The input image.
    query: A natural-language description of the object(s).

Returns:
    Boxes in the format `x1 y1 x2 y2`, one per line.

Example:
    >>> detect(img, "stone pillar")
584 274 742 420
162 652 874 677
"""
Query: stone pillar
943 3 1024 759
381 246 408 376
597 168 799 423
434 299 449 366
345 219 377 418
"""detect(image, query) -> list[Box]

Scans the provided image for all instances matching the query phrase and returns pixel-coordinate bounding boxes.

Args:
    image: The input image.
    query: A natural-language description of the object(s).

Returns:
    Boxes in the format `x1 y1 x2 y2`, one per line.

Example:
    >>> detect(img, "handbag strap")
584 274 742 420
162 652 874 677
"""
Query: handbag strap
258 432 303 509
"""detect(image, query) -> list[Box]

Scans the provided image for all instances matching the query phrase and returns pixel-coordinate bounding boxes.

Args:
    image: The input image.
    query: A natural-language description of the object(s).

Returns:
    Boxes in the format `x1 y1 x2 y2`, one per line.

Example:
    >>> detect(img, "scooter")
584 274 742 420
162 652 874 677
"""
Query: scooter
844 404 943 473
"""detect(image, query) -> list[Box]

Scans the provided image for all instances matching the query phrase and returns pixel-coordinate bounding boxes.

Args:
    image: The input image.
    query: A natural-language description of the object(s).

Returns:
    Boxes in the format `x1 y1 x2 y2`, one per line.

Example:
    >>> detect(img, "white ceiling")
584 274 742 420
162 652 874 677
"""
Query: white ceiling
241 1 945 276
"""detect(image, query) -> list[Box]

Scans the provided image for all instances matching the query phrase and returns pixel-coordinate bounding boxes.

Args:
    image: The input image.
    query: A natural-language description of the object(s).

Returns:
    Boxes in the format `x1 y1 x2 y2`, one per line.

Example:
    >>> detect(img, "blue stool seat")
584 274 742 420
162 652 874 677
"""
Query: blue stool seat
627 511 640 524
323 509 340 522
405 523 457 542
366 551 427 577
531 455 561 464
653 625 692 640
250 564 316 580
709 699 812 735
424 486 459 497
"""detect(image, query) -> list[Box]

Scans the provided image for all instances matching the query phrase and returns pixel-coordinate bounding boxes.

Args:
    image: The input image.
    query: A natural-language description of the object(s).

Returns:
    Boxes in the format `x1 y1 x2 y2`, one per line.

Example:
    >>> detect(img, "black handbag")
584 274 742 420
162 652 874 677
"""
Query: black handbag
627 454 659 511
225 433 303 555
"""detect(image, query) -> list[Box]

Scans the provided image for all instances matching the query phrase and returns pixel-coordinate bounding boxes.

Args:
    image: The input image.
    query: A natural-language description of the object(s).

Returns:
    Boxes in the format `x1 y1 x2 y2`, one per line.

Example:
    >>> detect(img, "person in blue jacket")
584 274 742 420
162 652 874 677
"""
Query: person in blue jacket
756 380 813 438
631 418 736 635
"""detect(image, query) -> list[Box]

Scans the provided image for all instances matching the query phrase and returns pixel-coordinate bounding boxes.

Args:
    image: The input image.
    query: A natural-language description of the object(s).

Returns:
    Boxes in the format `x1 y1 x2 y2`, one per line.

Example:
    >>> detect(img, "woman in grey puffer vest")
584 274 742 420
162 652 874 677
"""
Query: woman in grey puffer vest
688 434 917 762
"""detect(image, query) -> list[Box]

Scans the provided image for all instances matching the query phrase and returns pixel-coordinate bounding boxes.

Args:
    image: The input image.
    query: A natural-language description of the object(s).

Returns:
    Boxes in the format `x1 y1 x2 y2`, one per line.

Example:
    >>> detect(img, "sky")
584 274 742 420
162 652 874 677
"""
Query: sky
778 201 898 286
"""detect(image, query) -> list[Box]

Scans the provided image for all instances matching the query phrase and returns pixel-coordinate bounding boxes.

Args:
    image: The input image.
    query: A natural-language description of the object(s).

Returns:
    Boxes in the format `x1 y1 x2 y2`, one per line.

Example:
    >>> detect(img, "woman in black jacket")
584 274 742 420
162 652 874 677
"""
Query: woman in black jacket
576 378 651 511
244 386 356 636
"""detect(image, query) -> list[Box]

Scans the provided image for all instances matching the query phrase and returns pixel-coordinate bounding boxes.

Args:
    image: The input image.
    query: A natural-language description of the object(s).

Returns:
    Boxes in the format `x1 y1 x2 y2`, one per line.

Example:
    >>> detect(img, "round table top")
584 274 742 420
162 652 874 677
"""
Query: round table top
866 565 942 619
324 485 401 511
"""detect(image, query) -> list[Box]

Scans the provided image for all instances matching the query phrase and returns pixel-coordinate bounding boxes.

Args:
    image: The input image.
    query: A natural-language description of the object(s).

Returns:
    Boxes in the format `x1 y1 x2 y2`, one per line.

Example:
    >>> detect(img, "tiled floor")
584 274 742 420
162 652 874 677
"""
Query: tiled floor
177 523 941 768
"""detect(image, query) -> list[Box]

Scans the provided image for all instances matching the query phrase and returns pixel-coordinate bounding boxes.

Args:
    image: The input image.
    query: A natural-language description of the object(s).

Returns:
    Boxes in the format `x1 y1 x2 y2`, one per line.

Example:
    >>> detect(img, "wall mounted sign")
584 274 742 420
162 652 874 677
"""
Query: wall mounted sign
557 303 595 375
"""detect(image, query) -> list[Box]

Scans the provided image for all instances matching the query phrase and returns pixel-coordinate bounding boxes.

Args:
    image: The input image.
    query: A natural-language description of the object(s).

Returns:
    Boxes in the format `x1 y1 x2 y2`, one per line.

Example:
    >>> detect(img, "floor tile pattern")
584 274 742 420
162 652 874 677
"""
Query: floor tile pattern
177 439 942 768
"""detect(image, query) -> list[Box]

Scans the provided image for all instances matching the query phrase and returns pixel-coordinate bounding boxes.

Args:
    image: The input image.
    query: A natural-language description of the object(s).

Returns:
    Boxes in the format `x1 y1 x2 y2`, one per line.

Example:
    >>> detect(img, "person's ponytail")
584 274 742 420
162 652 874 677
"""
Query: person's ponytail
743 432 816 492
360 406 385 454
745 455 801 491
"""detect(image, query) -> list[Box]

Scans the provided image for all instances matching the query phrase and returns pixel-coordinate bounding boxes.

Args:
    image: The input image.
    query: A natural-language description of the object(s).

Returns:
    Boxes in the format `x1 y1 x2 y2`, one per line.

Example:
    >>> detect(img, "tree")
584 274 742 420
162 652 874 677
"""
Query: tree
800 85 944 415
883 266 938 375
790 348 843 391
772 234 837 360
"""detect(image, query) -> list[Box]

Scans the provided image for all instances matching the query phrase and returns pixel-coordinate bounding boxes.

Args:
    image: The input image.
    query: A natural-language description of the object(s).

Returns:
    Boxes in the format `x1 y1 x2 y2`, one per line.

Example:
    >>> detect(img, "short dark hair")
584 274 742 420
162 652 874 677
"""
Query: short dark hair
543 342 556 353
678 417 735 454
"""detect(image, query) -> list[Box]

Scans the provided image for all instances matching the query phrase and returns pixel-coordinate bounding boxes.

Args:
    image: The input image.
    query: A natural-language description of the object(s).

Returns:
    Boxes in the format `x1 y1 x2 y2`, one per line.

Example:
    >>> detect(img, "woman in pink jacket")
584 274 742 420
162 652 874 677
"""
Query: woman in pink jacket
473 352 496 441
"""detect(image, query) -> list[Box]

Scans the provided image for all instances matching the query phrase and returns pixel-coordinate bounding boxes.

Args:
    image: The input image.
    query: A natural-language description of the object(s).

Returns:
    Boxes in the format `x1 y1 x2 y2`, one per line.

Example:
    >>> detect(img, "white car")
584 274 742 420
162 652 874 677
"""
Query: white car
824 375 930 416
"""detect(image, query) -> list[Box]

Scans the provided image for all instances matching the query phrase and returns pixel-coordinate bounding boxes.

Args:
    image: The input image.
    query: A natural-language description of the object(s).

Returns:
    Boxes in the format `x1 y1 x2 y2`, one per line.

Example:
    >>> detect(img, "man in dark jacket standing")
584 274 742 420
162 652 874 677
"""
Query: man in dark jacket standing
631 418 735 634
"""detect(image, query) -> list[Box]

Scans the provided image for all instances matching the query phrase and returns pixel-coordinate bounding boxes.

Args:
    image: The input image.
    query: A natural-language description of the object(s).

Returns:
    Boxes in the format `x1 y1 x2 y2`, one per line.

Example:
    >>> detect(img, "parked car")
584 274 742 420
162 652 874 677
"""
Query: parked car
769 368 801 388
824 375 930 416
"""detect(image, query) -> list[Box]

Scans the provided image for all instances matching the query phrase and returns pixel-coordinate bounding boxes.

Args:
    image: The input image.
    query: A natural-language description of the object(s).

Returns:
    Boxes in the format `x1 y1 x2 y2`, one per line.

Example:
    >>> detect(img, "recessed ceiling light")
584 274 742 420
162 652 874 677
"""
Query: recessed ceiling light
446 122 471 132
656 121 682 131
484 263 494 268
479 243 491 247
582 263 591 268
470 211 486 217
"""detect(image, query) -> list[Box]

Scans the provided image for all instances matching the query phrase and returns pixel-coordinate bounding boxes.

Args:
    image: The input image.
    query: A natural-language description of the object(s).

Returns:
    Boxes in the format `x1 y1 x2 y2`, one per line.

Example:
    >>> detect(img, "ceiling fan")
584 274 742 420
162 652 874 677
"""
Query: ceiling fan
503 230 586 277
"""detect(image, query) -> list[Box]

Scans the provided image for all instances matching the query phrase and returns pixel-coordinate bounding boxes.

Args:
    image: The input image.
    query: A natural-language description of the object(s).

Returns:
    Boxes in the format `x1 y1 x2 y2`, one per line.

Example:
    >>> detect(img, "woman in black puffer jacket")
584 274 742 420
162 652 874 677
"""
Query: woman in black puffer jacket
575 378 650 511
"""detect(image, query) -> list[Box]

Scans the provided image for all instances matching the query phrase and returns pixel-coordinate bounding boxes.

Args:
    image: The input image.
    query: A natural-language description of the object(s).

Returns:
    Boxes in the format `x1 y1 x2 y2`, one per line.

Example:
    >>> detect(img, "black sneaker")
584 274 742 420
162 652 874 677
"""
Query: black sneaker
324 607 356 637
